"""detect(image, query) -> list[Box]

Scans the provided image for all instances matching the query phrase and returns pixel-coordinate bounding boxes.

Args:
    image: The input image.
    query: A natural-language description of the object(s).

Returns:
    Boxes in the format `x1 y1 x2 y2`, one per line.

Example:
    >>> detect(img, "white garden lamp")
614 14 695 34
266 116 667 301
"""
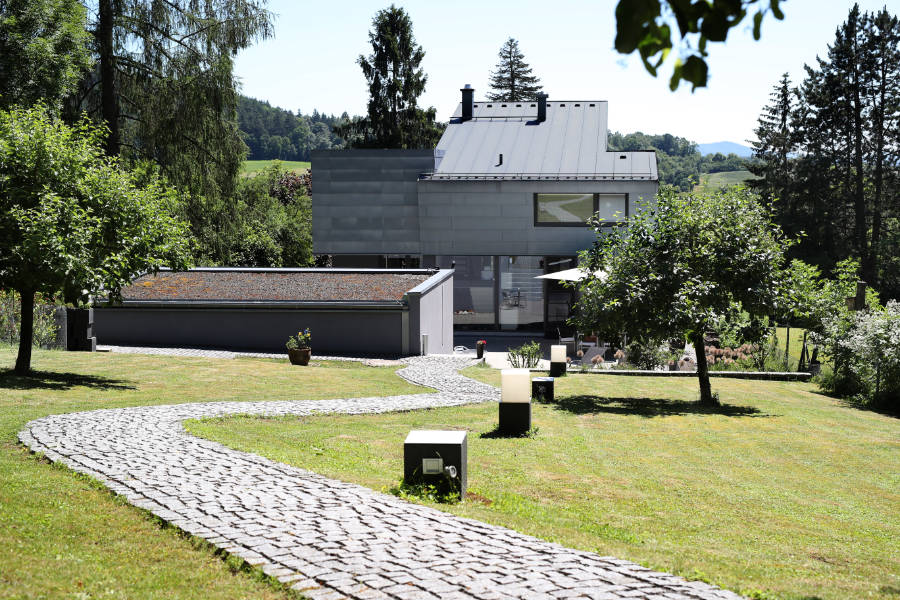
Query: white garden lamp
550 344 567 377
499 368 532 434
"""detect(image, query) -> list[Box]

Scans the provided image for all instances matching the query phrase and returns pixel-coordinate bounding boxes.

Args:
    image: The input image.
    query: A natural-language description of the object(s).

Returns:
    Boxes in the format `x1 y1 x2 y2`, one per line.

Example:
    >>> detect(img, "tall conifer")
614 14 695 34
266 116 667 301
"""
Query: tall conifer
487 38 543 102
335 5 441 149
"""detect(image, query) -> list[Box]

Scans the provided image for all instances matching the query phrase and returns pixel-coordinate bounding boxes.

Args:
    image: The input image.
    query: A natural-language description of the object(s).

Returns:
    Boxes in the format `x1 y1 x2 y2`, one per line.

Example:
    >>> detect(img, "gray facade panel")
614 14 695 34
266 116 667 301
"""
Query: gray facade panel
313 149 433 255
416 179 658 256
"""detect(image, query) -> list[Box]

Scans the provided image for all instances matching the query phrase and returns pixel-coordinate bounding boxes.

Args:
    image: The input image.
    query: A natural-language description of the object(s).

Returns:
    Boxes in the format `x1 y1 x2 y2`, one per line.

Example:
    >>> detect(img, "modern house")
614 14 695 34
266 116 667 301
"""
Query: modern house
313 87 659 333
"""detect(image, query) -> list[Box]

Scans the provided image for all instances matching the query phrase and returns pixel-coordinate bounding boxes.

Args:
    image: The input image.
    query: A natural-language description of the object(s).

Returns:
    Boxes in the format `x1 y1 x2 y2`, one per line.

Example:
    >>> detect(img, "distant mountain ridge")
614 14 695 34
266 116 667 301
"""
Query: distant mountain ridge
698 141 753 157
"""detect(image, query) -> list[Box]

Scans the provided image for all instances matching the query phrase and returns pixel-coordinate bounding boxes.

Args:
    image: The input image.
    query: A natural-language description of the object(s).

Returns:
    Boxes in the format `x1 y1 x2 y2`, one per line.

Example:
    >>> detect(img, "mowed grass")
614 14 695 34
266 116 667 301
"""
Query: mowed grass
0 347 425 599
696 170 758 191
241 159 310 177
190 368 900 600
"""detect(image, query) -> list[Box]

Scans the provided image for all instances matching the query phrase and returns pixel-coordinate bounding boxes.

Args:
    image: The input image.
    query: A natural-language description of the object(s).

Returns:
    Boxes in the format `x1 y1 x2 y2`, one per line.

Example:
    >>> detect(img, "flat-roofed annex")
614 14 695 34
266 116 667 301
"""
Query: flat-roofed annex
118 268 433 304
429 100 657 181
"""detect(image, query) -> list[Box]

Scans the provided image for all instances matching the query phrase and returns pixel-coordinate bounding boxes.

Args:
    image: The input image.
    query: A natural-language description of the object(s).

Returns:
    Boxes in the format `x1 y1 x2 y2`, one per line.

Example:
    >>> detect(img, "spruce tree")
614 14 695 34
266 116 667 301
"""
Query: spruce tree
487 38 543 102
335 5 441 149
750 73 796 224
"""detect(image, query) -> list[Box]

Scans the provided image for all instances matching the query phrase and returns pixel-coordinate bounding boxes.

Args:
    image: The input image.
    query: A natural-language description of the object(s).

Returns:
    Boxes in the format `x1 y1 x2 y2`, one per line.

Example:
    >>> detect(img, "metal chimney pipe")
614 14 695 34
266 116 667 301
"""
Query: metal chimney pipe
536 93 548 122
461 84 474 121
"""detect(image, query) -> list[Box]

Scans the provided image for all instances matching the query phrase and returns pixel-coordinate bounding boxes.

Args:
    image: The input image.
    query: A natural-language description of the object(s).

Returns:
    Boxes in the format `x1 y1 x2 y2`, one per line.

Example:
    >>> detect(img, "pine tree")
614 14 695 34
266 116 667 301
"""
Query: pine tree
334 5 441 149
487 38 543 102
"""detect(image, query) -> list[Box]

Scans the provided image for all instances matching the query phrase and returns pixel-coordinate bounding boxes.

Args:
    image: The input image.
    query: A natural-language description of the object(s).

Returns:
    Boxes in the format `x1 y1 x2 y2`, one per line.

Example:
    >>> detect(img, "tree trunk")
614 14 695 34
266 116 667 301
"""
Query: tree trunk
692 333 716 405
14 289 35 375
784 323 791 371
850 16 869 279
98 0 119 156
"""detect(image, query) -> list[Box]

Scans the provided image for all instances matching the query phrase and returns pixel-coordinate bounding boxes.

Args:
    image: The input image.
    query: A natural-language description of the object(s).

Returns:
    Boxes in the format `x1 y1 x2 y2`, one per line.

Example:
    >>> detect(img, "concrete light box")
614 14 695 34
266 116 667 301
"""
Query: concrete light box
532 376 554 403
403 430 467 499
550 344 567 377
499 369 532 435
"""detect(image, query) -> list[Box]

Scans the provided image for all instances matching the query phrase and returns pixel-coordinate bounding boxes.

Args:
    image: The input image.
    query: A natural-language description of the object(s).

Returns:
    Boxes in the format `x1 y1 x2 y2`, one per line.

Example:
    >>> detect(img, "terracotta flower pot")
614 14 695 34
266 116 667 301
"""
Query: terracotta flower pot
288 348 311 366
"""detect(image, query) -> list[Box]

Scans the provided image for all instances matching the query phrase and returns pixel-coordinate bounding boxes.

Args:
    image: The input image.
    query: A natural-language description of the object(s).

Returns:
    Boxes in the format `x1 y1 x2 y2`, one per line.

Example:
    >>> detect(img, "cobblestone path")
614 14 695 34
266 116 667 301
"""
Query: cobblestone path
19 355 743 600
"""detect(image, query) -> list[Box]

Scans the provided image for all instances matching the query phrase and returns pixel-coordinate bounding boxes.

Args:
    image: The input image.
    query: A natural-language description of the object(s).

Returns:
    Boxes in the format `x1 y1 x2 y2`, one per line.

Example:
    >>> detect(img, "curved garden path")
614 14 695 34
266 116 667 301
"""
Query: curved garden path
19 354 742 600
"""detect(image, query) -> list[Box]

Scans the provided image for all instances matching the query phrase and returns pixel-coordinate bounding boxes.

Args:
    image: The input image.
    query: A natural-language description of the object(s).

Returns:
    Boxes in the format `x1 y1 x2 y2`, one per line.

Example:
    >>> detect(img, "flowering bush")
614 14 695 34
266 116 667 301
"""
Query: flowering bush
286 328 311 350
815 301 900 409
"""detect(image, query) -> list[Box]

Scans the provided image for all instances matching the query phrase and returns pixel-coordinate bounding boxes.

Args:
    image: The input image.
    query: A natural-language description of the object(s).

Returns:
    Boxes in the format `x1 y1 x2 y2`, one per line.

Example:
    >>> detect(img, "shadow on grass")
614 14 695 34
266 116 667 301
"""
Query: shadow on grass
0 369 136 391
480 426 540 439
810 390 900 419
553 395 773 418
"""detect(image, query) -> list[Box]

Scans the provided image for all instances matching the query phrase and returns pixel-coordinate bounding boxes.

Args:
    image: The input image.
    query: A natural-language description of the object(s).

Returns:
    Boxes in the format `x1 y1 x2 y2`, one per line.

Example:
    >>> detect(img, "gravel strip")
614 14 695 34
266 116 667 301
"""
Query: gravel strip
19 355 742 600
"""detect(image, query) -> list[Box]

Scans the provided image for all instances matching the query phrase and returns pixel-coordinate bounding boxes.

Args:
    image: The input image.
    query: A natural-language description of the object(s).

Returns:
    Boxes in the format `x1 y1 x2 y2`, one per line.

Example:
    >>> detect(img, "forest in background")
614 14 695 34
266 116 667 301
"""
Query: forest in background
237 95 347 161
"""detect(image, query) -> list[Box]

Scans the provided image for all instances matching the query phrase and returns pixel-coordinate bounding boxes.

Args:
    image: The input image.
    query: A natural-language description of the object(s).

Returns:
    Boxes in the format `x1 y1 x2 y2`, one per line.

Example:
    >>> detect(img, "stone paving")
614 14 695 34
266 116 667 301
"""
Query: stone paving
19 355 744 600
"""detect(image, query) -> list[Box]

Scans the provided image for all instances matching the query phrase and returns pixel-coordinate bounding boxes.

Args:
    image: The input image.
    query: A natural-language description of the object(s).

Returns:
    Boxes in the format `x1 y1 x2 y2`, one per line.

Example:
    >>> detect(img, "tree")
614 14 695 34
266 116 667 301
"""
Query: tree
0 0 92 110
69 0 273 263
0 105 192 373
487 38 543 101
751 5 900 299
574 186 793 404
334 5 442 149
614 0 786 90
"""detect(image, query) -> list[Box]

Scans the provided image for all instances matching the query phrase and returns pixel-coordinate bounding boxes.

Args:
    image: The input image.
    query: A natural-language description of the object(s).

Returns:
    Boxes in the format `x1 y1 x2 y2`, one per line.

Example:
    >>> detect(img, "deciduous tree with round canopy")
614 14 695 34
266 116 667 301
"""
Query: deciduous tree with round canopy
574 186 793 404
0 106 192 374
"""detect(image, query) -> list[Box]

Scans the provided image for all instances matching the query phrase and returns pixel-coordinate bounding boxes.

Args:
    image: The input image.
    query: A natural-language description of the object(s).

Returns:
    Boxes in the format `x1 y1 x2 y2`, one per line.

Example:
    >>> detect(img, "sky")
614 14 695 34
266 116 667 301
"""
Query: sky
233 0 898 146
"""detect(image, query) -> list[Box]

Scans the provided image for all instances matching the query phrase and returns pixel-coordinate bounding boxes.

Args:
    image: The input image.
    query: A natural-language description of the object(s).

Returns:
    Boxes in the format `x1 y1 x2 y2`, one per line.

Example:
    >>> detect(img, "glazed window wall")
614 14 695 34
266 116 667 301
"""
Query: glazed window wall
424 255 496 328
498 256 544 331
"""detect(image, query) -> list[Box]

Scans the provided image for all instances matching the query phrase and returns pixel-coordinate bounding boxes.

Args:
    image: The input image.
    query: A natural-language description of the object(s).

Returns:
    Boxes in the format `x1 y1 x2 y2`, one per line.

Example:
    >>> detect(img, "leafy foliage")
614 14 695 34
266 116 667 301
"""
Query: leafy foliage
71 0 273 266
0 291 61 348
223 166 313 268
507 341 542 369
0 105 192 371
0 0 92 110
614 0 786 90
487 38 543 102
334 5 442 149
575 186 793 403
237 96 347 160
285 328 311 350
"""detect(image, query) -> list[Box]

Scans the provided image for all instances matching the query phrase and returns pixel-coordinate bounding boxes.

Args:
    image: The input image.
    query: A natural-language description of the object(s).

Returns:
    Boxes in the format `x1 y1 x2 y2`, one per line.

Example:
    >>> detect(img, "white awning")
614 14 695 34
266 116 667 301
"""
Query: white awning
534 268 605 282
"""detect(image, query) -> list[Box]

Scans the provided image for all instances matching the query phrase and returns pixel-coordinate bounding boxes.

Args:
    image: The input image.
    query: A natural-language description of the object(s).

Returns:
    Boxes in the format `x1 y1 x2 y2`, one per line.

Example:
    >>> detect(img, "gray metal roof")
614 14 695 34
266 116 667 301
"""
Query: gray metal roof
428 101 657 181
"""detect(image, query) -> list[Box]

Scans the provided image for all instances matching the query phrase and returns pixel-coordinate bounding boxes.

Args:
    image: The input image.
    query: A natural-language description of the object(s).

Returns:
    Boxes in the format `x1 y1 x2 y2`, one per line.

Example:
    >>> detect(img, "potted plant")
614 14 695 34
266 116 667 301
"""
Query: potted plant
286 328 312 365
476 339 487 359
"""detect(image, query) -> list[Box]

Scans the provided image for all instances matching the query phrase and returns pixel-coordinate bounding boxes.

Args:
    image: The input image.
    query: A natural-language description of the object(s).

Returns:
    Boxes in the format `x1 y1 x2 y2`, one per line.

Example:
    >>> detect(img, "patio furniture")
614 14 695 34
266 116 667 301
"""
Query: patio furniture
557 328 579 355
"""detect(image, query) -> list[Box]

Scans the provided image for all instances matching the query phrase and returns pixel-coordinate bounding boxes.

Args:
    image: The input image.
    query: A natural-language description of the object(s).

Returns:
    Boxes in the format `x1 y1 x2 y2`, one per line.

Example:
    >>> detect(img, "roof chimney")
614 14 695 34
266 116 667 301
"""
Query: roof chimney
460 84 474 121
536 93 548 123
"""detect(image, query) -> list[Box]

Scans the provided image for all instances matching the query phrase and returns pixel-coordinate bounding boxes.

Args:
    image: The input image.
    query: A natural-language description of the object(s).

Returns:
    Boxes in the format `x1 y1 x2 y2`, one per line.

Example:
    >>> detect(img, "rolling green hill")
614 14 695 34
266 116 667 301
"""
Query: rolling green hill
696 170 758 191
240 159 310 177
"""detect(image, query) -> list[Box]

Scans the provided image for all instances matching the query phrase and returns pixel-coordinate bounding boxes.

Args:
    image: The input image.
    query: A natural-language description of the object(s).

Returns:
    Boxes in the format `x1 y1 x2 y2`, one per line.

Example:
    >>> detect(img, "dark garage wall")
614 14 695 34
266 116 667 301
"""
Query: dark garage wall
93 306 406 355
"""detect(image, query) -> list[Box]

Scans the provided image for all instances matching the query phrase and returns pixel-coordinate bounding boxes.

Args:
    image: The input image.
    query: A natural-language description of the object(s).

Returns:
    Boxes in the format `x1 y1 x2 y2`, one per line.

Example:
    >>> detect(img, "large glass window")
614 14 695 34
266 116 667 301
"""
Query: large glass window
534 193 628 226
429 256 495 329
596 194 628 224
534 194 594 224
498 256 544 331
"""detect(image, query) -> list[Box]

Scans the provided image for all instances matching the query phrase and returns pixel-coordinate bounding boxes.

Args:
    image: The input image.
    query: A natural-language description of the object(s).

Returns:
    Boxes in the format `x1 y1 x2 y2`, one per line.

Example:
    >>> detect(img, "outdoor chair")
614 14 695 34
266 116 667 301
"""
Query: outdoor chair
557 328 578 355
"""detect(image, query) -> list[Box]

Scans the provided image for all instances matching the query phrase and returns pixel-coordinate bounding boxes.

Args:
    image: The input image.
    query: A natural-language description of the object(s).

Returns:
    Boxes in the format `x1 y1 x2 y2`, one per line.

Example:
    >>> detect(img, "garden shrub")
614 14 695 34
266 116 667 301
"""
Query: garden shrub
816 301 900 410
624 337 671 370
507 341 541 369
0 290 62 348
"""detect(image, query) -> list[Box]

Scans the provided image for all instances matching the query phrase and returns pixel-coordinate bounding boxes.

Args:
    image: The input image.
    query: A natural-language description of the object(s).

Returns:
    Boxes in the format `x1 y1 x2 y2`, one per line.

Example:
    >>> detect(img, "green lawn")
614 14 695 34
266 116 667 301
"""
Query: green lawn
696 170 758 191
190 368 900 600
0 347 425 599
241 159 310 177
